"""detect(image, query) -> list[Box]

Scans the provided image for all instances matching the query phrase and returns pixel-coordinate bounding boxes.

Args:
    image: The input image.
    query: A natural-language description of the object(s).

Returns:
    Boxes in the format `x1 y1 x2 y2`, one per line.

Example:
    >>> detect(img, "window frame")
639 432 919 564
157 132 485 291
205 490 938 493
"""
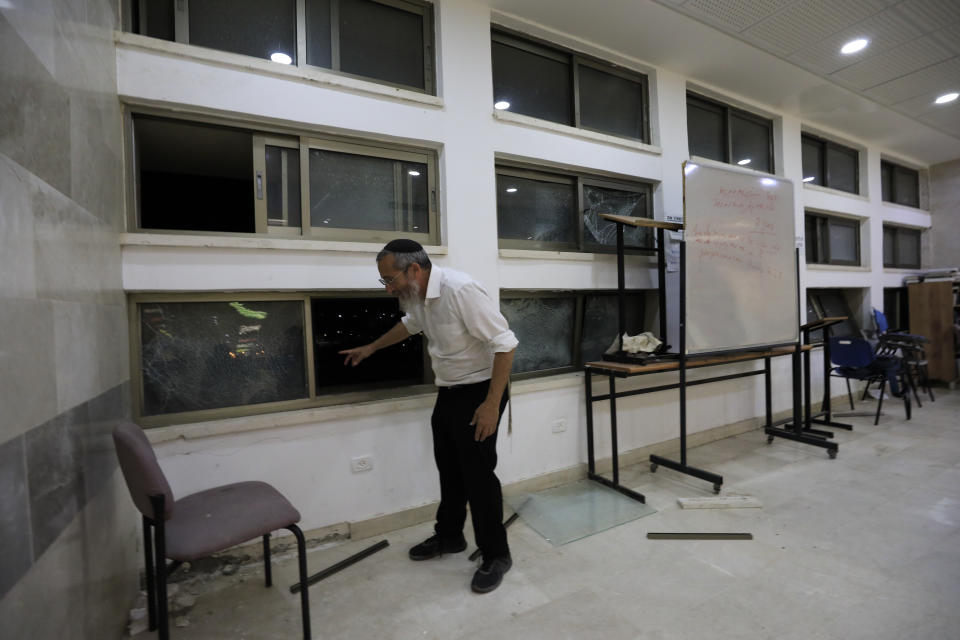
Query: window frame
883 224 922 269
500 288 651 379
495 161 655 254
800 133 859 194
806 289 860 343
129 111 440 245
686 92 775 174
128 0 436 95
130 290 436 427
804 212 860 266
491 27 650 143
880 160 920 208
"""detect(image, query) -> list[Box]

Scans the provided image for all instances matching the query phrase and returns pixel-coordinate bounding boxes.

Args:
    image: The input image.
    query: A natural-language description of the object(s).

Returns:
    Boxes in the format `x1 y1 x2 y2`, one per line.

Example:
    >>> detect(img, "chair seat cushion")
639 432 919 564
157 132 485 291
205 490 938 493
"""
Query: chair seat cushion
165 481 301 561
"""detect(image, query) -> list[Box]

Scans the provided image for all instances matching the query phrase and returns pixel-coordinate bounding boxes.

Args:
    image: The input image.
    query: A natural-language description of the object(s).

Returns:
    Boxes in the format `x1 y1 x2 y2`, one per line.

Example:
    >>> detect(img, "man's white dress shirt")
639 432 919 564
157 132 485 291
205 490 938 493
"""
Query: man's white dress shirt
400 266 518 387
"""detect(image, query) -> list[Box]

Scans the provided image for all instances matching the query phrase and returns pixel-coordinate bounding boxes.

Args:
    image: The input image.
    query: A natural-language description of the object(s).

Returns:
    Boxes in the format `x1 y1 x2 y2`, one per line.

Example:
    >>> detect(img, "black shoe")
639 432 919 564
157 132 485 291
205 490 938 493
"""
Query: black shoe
471 555 512 593
408 534 467 561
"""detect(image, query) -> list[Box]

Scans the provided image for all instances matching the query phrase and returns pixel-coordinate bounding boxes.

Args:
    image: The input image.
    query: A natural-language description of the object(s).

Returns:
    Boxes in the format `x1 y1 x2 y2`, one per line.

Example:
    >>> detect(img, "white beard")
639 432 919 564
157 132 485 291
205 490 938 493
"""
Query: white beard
398 279 423 313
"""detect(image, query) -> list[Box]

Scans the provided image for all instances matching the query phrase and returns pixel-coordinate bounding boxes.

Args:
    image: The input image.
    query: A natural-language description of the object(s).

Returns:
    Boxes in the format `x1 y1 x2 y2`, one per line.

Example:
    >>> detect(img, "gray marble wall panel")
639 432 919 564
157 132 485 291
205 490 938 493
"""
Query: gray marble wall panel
0 436 33 599
0 0 137 630
0 297 59 441
0 15 71 196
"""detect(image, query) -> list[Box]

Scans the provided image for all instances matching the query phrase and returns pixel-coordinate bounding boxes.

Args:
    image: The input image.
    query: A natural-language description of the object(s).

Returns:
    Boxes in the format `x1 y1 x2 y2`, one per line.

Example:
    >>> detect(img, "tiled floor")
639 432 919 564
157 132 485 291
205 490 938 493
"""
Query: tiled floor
144 389 960 639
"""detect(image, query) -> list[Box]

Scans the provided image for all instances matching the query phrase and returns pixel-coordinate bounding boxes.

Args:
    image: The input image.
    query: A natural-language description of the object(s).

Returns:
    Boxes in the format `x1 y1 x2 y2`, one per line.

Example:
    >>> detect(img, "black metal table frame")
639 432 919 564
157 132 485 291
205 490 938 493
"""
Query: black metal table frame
585 345 832 501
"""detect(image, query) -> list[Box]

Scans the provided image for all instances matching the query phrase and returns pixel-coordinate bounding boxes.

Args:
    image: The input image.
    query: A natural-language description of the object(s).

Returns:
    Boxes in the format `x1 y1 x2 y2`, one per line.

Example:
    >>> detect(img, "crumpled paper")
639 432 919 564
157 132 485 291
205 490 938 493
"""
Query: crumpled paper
605 331 662 355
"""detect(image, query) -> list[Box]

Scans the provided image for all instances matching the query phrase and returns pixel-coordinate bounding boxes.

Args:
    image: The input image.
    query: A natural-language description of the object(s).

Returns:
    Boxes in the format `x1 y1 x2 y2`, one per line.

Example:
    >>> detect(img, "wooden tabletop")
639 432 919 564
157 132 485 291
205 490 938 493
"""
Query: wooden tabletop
586 344 810 375
800 316 847 331
600 214 684 231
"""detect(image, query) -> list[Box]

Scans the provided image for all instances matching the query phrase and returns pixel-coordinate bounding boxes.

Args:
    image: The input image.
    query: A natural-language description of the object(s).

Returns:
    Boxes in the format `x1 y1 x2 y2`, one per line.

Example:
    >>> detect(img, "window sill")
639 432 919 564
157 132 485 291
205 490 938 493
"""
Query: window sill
883 267 924 274
145 372 585 444
805 263 869 272
802 183 866 201
120 232 449 255
493 110 662 154
880 201 928 214
687 155 776 176
115 32 444 109
499 248 657 263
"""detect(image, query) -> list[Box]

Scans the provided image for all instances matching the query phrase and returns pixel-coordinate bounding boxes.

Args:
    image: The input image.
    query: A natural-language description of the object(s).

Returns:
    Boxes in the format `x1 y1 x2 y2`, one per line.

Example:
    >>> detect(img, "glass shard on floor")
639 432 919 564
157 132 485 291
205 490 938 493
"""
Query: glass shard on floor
506 479 656 546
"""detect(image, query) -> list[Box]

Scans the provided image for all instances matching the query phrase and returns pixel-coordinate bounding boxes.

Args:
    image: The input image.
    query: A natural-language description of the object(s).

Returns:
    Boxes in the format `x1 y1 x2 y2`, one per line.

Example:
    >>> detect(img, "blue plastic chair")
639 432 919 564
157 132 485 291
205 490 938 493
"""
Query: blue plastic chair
829 337 910 425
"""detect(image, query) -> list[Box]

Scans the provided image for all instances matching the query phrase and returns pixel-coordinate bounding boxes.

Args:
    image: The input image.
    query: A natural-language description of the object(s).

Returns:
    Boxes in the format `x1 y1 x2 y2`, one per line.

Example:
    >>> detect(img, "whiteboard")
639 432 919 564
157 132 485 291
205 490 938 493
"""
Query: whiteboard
682 162 798 354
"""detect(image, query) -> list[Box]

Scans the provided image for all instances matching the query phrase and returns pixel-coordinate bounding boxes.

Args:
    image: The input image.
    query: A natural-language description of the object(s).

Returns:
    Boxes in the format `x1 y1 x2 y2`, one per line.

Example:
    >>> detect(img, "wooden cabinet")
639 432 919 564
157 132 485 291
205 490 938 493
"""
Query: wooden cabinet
908 281 958 383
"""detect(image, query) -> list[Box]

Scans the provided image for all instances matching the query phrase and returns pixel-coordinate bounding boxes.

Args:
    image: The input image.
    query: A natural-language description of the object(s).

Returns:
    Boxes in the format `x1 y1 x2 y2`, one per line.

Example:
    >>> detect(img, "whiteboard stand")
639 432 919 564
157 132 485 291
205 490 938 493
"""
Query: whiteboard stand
649 239 725 492
599 214 681 364
759 251 839 457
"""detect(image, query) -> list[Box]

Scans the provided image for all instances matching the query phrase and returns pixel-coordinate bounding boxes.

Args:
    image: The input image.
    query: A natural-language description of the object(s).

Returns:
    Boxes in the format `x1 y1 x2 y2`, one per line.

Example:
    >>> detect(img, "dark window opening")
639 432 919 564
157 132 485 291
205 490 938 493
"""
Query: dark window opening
135 116 255 233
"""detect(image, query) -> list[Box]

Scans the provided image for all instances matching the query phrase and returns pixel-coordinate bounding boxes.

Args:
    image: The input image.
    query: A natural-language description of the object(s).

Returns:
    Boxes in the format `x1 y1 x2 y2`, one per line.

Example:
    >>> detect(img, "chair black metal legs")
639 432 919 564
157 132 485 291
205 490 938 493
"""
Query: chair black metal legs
263 533 272 587
288 524 312 640
142 495 311 640
143 515 157 632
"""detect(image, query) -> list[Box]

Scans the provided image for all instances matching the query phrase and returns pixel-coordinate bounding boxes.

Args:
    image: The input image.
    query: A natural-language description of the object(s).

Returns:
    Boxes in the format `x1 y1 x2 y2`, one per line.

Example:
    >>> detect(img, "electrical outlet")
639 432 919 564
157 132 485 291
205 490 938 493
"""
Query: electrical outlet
351 455 373 473
551 418 567 433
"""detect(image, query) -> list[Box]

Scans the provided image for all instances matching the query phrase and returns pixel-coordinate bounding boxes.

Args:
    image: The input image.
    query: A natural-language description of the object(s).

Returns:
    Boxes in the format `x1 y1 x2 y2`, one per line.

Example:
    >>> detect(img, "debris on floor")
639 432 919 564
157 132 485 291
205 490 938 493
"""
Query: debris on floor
677 495 762 509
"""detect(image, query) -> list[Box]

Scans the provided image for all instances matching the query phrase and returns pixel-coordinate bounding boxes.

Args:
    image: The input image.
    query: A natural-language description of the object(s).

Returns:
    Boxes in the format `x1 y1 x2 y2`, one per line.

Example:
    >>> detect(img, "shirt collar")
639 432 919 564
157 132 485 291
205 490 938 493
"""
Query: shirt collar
424 265 443 301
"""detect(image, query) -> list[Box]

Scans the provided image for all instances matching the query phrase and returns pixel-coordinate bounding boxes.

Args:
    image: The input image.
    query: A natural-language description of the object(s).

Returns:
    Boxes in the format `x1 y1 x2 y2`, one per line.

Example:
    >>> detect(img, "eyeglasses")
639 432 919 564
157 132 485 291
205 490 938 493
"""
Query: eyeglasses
378 265 409 287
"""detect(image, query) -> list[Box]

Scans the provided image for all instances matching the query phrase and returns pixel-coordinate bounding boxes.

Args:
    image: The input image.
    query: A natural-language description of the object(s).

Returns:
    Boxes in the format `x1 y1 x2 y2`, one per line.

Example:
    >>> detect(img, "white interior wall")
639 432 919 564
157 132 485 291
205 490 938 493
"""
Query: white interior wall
118 0 932 533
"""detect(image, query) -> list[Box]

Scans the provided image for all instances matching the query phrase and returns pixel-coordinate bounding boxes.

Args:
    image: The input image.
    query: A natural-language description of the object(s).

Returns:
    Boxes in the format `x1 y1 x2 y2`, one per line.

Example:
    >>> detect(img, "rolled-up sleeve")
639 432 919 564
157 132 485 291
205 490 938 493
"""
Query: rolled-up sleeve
454 283 518 353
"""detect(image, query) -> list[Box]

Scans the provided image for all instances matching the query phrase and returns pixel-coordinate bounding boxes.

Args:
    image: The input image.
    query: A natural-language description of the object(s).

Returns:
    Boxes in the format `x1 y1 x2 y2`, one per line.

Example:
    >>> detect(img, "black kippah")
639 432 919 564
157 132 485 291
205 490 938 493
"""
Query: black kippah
382 239 424 253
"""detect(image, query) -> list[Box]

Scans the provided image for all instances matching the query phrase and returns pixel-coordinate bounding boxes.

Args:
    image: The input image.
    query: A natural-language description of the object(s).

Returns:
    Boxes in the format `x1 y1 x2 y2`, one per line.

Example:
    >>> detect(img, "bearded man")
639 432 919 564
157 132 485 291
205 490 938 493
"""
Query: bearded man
339 239 518 594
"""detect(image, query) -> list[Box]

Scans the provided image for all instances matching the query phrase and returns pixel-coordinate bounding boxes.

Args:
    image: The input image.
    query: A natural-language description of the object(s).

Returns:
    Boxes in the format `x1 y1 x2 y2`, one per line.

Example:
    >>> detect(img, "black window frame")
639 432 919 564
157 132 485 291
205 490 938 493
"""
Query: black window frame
883 224 922 269
800 133 859 194
686 92 775 174
500 289 652 379
495 161 656 254
491 27 650 143
880 160 920 208
804 212 861 266
126 0 437 95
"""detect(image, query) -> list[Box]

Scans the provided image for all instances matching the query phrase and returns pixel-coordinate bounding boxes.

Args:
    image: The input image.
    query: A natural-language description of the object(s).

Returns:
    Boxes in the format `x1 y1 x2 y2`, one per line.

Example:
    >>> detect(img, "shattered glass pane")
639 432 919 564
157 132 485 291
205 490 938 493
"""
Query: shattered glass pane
582 185 651 249
139 301 308 416
312 297 424 392
500 297 575 373
580 294 646 364
497 174 577 245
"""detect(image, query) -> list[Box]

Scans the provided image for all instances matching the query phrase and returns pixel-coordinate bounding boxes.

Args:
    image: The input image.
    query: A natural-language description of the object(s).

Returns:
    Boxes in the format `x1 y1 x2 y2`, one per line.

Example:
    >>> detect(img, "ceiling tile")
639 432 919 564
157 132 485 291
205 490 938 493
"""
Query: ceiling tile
864 56 960 104
786 10 926 75
680 0 795 32
888 0 960 32
830 38 955 90
745 0 890 56
929 22 960 55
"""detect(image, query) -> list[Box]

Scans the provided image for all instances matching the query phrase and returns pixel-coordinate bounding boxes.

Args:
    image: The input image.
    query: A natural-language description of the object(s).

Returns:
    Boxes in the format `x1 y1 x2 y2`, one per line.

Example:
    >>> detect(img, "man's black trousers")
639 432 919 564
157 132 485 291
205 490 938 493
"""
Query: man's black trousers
431 380 510 560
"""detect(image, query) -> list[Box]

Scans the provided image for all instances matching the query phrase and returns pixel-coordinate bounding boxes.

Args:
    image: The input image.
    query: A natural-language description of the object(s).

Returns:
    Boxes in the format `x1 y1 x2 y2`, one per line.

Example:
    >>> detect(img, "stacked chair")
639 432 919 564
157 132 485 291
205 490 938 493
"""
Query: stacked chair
871 308 935 407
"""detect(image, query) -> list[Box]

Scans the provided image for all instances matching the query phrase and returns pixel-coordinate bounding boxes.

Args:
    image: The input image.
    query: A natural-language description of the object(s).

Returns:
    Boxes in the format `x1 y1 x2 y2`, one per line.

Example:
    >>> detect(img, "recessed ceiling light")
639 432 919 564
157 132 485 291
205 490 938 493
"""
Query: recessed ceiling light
270 52 293 65
408 170 421 176
505 187 518 193
494 100 510 110
737 158 752 166
841 39 868 54
935 92 958 104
